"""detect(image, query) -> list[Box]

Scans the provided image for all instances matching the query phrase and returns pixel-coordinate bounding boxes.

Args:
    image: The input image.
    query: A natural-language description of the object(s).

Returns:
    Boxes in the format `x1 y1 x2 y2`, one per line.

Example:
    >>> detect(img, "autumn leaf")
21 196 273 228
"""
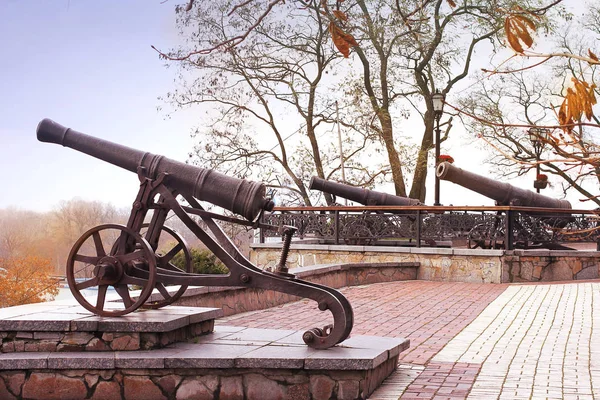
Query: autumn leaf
588 49 599 62
333 10 348 21
504 9 537 54
329 22 357 58
447 0 457 7
557 78 597 131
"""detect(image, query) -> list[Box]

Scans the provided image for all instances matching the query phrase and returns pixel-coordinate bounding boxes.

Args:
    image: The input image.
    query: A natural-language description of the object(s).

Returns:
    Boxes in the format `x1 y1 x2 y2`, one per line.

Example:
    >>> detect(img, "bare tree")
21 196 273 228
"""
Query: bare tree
161 0 385 206
458 3 600 206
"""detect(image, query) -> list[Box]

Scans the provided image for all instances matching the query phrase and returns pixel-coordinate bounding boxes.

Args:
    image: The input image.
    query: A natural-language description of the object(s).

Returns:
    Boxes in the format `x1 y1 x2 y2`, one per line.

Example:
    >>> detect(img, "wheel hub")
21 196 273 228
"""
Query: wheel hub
94 256 123 284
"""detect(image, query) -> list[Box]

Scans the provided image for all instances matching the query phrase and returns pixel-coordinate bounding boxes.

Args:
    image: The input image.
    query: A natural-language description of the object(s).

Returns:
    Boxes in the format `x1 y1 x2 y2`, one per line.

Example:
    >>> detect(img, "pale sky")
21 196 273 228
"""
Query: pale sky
0 0 196 212
0 0 594 213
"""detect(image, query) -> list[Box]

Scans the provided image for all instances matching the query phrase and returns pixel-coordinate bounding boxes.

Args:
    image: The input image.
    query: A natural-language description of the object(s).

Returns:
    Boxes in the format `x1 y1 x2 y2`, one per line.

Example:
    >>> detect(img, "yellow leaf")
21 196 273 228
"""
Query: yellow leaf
558 78 598 132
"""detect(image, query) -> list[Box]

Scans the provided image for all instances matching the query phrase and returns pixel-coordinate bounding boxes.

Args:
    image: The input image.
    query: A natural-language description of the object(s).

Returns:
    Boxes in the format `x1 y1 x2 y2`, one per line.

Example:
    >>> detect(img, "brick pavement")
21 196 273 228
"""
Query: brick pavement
220 281 508 398
221 280 600 399
434 282 600 399
221 281 507 365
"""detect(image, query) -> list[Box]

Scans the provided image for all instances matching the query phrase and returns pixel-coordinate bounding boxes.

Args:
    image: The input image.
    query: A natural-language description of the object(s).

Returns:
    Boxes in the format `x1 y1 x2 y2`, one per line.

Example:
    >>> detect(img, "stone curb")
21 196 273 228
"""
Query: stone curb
0 327 408 372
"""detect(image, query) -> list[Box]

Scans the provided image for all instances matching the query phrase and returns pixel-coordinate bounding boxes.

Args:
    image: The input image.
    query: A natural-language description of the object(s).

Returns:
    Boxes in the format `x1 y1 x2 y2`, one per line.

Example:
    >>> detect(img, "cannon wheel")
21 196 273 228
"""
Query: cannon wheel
66 224 157 316
140 224 192 309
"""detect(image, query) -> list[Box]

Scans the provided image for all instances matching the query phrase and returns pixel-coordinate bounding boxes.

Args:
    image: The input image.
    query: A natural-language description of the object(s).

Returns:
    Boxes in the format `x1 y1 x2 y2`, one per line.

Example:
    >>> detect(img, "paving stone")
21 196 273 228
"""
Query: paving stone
235 345 314 368
0 313 75 332
0 352 48 369
164 344 261 369
48 352 115 369
218 327 297 343
305 347 388 370
115 349 176 368
339 335 409 358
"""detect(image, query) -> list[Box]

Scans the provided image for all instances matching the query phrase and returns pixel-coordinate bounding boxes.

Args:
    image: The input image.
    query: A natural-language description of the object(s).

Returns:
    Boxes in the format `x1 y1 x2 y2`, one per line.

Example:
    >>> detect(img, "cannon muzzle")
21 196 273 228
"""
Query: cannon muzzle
309 176 421 206
436 162 571 209
37 119 274 220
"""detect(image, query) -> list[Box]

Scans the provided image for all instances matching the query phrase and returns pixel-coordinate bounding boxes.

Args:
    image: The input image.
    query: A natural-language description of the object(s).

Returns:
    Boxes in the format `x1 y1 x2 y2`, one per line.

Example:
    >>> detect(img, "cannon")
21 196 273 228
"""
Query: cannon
436 162 571 209
309 176 421 206
436 162 572 248
308 177 421 245
37 119 353 349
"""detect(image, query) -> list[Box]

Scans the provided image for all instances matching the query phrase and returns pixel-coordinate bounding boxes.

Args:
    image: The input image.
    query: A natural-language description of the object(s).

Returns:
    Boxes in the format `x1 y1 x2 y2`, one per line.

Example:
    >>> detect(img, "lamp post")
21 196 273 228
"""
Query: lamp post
528 127 550 193
432 91 445 206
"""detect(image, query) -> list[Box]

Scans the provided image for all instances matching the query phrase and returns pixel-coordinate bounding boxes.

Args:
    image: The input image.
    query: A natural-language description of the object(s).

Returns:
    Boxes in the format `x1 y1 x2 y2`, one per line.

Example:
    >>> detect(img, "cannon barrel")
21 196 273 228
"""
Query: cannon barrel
436 162 571 209
37 119 274 221
309 176 421 206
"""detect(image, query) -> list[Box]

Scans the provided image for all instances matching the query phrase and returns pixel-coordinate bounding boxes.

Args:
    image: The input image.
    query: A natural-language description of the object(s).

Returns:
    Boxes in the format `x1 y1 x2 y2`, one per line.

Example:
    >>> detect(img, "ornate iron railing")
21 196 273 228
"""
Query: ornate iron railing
260 206 600 250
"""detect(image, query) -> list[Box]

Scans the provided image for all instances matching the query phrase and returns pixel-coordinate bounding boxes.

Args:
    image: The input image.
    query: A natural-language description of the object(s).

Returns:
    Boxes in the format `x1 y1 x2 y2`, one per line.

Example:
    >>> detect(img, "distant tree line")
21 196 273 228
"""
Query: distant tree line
0 198 250 306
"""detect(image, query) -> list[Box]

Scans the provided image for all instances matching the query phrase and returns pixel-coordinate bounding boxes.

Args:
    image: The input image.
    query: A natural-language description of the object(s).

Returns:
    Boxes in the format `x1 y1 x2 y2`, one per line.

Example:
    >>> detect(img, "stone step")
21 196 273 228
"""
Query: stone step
0 304 222 352
0 325 409 399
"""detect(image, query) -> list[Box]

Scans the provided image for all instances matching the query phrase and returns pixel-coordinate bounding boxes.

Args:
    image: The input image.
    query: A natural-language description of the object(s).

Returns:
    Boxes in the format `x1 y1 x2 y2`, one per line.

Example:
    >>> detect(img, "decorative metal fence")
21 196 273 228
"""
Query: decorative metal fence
260 206 600 250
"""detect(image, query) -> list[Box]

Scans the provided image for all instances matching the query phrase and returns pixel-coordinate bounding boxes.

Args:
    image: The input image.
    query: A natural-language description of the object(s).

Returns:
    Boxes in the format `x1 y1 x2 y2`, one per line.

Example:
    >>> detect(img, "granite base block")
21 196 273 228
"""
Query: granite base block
0 305 222 353
0 326 409 399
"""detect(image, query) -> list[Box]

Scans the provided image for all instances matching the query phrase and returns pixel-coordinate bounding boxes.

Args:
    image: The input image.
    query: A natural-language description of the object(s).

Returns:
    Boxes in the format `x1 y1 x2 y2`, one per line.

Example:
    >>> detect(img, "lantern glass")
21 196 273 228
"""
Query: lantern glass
528 127 540 143
432 91 445 113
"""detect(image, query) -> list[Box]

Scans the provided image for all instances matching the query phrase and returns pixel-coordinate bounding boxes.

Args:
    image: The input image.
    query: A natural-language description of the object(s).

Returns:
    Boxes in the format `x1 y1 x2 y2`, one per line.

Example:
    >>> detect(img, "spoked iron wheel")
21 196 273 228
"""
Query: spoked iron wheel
66 224 157 316
140 224 192 309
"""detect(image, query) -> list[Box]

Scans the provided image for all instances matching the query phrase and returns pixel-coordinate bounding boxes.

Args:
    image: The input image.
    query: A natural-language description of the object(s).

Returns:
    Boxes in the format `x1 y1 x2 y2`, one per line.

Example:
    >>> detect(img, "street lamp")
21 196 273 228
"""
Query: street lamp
528 127 550 193
432 90 445 206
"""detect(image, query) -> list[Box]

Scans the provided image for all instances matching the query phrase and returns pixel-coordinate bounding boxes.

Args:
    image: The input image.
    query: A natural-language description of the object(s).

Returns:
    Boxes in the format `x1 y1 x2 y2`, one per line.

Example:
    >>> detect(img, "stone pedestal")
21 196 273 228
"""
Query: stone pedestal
0 304 222 353
0 304 409 399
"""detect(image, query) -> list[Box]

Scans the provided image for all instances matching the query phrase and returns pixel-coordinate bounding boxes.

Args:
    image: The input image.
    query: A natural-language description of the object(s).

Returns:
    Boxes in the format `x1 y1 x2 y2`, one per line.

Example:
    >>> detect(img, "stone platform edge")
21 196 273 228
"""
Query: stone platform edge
0 326 409 399
0 306 223 353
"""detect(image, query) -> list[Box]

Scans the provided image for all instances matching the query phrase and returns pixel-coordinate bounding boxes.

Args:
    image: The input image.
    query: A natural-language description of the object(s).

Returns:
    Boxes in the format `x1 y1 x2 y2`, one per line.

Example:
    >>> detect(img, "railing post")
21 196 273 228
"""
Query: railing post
259 212 265 243
416 210 422 248
505 209 514 250
334 210 340 245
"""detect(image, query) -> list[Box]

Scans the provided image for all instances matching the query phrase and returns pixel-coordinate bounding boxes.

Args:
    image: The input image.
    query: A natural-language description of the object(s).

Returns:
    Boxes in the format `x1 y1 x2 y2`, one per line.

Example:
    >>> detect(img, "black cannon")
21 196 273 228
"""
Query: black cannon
37 119 353 349
436 162 572 248
309 176 421 206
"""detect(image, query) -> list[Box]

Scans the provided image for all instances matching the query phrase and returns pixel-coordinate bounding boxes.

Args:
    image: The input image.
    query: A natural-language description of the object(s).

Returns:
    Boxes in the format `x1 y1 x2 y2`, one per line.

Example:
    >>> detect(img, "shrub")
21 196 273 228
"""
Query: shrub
171 247 228 275
0 256 59 307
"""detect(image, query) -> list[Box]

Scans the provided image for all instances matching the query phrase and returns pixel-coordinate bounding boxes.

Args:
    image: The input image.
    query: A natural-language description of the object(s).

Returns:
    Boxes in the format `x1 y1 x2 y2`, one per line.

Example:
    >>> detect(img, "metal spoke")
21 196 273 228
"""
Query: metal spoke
120 274 149 287
76 276 100 291
96 285 108 310
114 285 133 308
162 243 183 263
74 254 99 264
119 250 145 264
156 283 171 299
92 232 106 257
159 262 186 274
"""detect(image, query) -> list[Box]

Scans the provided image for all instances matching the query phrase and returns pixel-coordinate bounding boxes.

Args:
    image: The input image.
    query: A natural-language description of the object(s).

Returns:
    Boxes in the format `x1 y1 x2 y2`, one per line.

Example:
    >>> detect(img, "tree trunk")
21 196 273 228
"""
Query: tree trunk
379 109 407 197
409 110 435 202
306 112 334 205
